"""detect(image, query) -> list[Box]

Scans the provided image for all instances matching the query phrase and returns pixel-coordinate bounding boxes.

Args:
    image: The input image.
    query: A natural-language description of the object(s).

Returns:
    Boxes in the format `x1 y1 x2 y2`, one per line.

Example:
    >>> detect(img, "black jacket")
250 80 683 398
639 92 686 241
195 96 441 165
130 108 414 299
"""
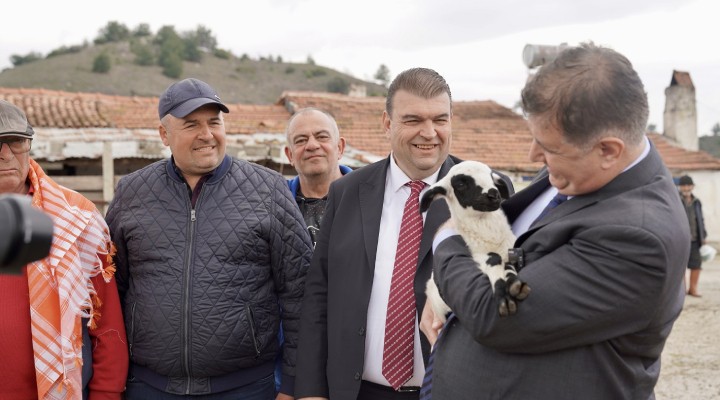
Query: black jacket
106 155 312 395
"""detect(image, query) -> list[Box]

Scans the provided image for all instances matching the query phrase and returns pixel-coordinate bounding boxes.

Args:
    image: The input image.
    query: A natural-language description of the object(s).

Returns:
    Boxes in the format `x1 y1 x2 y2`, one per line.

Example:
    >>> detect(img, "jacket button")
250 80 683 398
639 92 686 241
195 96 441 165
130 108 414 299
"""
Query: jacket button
354 372 361 380
358 327 365 336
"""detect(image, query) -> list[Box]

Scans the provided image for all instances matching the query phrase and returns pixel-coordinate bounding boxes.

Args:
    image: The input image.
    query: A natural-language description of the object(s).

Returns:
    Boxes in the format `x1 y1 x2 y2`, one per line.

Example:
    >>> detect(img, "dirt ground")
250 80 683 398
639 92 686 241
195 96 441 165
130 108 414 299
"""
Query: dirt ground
655 258 720 399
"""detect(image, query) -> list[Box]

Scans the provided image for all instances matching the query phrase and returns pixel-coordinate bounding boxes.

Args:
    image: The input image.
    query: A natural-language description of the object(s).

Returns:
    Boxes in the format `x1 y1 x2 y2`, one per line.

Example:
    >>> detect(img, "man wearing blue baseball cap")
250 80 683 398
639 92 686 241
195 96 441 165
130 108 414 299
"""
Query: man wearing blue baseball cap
107 78 313 400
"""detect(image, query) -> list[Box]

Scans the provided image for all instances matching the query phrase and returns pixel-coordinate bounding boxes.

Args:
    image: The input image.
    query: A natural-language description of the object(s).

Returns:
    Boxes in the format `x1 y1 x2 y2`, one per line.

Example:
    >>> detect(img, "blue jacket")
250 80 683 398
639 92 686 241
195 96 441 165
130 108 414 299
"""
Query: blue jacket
286 165 353 196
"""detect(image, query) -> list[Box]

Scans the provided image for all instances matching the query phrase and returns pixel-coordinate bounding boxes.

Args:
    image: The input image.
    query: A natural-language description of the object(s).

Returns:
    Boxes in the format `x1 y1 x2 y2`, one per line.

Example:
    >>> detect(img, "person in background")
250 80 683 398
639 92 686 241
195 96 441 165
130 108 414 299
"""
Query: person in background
0 100 128 399
678 174 706 297
275 107 351 394
295 67 512 400
421 42 689 400
285 107 351 246
106 78 312 400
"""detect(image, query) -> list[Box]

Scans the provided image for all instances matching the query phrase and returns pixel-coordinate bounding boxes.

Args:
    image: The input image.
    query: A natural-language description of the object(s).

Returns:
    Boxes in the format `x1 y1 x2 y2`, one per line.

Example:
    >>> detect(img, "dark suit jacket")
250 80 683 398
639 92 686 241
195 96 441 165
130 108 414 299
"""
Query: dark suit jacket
295 155 513 399
430 144 690 400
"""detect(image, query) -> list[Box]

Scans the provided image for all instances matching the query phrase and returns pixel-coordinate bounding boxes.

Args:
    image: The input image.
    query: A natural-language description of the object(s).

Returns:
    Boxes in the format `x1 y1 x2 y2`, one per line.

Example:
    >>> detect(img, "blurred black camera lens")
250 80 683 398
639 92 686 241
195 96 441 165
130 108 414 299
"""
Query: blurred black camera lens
0 195 53 274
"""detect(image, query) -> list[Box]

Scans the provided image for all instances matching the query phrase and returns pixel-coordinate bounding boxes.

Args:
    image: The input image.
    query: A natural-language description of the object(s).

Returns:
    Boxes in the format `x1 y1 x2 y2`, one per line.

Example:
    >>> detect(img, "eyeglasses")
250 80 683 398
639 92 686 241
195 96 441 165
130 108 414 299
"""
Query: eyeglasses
0 137 32 154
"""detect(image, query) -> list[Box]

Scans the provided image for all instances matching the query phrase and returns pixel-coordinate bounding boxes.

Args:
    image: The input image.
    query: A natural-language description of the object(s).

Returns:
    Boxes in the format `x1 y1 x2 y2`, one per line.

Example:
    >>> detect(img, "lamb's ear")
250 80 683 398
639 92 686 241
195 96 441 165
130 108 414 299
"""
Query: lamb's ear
492 172 511 200
420 186 447 213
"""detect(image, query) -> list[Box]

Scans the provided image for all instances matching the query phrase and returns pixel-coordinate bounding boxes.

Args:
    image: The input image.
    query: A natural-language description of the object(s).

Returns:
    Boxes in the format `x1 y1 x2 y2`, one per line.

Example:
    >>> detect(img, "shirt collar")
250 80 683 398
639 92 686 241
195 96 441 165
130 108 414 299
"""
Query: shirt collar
387 152 441 193
623 136 651 173
171 156 216 183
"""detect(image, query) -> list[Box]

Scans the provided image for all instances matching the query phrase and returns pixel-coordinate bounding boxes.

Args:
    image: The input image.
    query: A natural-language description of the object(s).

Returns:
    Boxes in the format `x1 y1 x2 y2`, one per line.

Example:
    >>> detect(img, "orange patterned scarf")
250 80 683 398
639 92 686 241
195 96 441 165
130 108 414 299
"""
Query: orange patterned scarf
26 159 116 400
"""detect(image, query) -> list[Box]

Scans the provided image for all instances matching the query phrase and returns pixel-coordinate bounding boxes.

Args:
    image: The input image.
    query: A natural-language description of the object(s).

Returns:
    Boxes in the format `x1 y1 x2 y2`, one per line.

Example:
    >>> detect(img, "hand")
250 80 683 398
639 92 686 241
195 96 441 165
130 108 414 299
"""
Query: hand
296 397 328 400
276 393 295 400
420 300 444 347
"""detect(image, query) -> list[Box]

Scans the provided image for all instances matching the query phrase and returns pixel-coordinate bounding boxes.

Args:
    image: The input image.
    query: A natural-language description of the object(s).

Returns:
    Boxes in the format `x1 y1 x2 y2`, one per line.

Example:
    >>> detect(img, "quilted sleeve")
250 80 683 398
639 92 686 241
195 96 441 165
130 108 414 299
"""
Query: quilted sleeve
105 178 129 300
267 173 313 394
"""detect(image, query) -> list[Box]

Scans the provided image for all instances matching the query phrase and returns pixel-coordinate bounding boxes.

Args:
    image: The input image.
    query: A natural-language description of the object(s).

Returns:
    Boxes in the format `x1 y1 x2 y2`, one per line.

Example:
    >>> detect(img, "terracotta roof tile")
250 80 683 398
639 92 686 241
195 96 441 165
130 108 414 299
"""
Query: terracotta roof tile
2 87 718 173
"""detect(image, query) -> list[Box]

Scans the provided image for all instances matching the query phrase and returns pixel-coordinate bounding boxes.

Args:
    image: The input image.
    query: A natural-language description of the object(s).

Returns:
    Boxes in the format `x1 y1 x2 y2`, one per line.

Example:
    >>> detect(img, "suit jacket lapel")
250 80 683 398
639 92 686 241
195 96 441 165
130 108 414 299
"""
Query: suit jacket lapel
359 158 390 271
502 170 550 225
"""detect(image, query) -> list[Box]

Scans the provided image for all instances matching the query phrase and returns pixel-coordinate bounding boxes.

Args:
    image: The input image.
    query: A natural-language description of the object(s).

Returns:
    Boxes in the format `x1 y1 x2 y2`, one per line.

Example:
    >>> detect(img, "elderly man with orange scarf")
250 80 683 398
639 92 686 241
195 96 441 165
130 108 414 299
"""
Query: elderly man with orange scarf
0 100 129 399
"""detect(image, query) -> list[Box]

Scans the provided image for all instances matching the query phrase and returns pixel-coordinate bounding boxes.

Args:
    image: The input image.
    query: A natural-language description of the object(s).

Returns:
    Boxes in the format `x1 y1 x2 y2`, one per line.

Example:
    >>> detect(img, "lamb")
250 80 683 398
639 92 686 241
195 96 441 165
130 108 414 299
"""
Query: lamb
420 160 530 319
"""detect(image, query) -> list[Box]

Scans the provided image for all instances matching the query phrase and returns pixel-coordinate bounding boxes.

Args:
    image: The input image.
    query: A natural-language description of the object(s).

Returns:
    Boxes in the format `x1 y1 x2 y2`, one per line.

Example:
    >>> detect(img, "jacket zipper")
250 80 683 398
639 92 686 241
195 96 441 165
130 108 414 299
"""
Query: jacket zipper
129 302 136 358
182 207 197 394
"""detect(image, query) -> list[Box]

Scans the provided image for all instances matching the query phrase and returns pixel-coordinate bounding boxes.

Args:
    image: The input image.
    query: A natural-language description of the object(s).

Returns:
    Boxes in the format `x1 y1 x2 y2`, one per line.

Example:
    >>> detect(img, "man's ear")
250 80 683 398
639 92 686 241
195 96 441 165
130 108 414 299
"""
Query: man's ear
382 111 391 139
284 146 294 166
337 137 346 159
598 137 624 169
159 123 169 146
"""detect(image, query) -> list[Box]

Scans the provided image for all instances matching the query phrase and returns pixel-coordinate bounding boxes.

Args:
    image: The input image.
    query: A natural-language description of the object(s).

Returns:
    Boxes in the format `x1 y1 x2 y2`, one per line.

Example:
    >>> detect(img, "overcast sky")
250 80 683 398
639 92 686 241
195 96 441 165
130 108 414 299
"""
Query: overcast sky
1 0 718 135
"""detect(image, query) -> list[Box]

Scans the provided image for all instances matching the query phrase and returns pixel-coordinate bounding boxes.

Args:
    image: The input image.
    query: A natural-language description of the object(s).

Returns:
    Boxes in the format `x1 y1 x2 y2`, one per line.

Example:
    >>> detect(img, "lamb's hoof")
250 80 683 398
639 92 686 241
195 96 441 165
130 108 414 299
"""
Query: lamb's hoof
498 297 518 317
507 276 531 300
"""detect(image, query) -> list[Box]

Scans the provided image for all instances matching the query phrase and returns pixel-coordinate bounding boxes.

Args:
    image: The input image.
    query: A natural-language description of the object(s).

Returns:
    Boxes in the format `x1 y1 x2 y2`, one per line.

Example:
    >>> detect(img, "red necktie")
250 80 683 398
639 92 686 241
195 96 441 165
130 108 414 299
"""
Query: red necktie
382 180 425 389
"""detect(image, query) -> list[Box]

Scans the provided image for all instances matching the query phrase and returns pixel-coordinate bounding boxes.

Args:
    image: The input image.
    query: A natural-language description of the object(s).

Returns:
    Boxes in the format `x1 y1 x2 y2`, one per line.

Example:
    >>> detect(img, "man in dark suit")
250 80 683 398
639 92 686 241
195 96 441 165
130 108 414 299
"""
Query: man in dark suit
422 43 690 399
295 68 512 400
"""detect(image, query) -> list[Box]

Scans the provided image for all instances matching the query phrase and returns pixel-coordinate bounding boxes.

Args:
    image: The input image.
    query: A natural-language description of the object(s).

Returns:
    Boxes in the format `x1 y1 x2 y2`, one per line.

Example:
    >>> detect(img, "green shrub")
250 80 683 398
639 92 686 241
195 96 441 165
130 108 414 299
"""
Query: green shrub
47 45 86 58
161 53 183 78
92 52 112 73
327 77 349 94
304 68 326 78
214 48 232 60
131 42 155 66
10 52 43 66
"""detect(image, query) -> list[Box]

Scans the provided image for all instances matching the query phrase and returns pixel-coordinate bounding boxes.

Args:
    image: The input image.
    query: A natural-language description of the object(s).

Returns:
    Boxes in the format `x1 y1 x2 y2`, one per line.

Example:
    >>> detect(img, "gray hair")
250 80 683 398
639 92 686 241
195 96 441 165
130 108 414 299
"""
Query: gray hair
521 42 648 148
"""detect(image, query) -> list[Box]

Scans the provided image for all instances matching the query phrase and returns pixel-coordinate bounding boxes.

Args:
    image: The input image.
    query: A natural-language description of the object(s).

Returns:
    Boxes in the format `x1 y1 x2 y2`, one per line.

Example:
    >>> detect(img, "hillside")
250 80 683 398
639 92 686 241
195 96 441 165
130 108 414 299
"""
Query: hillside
0 41 387 105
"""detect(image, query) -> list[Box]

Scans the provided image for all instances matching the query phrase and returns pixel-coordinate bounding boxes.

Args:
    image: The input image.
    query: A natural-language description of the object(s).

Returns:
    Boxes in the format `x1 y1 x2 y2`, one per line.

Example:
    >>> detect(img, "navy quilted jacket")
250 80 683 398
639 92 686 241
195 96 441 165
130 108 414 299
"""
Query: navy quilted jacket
106 155 313 394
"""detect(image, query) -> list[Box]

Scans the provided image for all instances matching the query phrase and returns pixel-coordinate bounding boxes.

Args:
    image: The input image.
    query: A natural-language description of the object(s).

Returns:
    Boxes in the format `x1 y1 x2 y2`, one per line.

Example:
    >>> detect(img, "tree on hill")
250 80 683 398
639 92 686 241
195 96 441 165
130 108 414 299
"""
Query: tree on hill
156 26 186 77
162 53 183 78
374 64 390 87
10 52 43 67
92 52 112 73
327 77 349 94
185 25 217 51
131 40 155 66
712 122 720 137
95 21 131 44
132 23 152 38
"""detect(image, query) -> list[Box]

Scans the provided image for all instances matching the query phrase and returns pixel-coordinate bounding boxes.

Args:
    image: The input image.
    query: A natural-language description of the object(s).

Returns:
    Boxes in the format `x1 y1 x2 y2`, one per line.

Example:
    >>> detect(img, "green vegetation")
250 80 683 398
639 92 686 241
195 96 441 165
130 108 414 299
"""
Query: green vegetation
374 64 390 87
0 21 387 104
47 44 87 59
10 52 43 66
327 77 349 94
92 52 112 73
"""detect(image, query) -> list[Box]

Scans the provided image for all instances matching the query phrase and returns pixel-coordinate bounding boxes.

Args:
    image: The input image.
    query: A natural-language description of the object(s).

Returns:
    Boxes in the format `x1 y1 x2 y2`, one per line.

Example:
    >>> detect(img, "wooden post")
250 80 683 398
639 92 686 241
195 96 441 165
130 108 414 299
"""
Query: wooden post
102 141 114 215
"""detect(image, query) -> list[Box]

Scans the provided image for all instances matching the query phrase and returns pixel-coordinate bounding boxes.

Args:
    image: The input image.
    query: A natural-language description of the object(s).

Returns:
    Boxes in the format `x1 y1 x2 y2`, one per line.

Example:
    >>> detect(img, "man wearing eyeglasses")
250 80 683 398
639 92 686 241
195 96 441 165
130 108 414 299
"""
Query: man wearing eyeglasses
0 100 129 399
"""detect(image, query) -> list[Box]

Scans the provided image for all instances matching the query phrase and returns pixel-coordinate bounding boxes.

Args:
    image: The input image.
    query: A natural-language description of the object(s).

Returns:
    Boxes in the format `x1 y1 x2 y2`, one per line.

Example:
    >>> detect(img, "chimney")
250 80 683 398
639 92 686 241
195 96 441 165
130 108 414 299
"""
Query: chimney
663 70 698 151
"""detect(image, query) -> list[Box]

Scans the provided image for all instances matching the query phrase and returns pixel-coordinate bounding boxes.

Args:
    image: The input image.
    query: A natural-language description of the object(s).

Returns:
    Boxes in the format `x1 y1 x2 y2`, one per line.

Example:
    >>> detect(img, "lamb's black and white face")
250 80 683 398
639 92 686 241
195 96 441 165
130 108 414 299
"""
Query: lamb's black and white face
449 173 502 211
420 161 509 213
